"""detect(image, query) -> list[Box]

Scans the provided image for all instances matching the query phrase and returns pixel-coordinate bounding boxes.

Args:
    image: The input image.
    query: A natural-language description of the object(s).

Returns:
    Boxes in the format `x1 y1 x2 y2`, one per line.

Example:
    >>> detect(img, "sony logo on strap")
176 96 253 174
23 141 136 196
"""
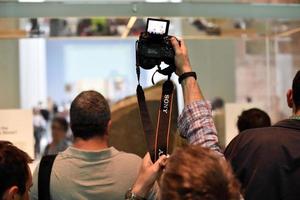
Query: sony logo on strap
163 94 170 114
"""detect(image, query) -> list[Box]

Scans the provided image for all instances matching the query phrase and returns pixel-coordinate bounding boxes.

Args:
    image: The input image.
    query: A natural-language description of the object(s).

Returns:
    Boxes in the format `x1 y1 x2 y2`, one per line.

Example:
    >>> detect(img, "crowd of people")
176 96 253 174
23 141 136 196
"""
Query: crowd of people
0 37 299 200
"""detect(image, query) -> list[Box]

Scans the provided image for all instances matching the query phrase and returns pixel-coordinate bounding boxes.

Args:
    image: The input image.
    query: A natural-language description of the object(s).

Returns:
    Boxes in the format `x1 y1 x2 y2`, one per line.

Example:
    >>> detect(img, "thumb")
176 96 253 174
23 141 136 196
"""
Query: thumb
153 155 168 172
171 37 181 55
142 153 153 167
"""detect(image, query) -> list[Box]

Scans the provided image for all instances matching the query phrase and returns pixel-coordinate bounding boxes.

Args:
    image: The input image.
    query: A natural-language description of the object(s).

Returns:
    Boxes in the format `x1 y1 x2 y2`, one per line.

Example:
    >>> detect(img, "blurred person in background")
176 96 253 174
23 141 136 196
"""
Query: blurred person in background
44 116 70 156
237 108 271 133
211 97 226 149
33 108 46 158
0 141 33 200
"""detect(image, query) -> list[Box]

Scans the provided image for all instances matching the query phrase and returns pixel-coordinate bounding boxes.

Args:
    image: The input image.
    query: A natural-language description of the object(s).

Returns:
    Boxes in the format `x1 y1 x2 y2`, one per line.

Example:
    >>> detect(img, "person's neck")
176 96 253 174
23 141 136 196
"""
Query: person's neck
73 136 108 151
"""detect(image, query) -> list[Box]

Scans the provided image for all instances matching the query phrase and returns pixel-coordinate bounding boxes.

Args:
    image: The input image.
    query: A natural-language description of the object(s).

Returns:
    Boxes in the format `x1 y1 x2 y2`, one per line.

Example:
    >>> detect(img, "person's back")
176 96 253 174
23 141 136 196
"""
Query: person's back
30 91 142 200
225 119 300 200
225 71 300 200
32 146 140 200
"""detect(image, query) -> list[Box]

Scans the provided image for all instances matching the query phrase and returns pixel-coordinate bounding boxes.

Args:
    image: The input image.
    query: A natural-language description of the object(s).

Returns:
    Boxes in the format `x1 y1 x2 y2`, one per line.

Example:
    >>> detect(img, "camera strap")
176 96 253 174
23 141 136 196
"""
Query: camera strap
136 67 174 162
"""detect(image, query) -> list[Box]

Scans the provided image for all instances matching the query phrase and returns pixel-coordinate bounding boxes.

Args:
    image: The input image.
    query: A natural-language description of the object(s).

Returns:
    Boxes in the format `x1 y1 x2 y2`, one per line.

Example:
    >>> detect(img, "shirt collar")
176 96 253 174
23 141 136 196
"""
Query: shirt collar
63 146 119 161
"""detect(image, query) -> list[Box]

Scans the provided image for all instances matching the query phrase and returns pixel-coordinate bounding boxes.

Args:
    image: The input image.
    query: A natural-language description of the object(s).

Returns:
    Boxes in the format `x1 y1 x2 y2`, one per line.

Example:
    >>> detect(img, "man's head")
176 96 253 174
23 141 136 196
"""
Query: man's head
51 117 69 142
287 70 300 113
237 108 271 133
160 146 240 200
70 90 111 140
0 141 32 200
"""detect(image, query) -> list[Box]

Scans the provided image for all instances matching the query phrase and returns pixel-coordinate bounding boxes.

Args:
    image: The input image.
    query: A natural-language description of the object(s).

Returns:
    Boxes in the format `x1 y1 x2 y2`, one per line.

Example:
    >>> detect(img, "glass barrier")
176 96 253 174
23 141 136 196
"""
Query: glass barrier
0 14 299 147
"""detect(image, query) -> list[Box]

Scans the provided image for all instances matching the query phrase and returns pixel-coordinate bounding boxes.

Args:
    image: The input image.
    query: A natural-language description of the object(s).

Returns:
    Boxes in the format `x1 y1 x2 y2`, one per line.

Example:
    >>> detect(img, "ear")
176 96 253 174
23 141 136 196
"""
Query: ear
106 120 112 135
287 89 294 108
2 186 19 200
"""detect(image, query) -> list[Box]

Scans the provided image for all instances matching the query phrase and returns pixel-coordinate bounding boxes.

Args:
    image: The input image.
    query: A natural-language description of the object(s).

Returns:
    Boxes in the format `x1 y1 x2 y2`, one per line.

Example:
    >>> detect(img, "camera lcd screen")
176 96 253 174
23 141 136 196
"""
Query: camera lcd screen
146 19 169 35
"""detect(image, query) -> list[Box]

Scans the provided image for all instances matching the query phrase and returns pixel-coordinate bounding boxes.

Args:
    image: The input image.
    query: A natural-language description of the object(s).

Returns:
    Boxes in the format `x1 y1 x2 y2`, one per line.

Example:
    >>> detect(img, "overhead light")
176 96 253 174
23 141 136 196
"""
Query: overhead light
121 16 137 38
19 0 45 2
145 0 181 2
277 27 300 37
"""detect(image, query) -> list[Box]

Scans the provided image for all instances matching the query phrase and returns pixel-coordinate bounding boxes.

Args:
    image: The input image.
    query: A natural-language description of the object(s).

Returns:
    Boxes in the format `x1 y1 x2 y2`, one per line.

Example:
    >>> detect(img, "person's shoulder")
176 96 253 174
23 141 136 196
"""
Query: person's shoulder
114 149 142 164
234 126 280 144
242 126 275 136
225 126 280 157
241 124 296 139
228 124 299 152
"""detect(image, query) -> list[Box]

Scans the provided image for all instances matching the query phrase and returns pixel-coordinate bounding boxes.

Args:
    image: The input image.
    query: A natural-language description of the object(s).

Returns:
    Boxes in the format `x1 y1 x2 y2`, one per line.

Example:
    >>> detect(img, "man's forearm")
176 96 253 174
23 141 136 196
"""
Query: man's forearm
181 76 204 106
178 72 222 155
171 39 221 154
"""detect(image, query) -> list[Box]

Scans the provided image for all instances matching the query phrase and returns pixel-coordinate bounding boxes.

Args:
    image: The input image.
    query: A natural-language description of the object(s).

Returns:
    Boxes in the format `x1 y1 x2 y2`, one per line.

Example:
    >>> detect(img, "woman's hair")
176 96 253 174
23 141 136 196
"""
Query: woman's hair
160 145 241 200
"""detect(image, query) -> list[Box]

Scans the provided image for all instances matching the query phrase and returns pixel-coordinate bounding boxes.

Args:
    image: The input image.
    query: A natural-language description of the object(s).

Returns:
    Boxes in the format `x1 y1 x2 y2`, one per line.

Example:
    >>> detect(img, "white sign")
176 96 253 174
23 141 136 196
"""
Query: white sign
0 110 34 158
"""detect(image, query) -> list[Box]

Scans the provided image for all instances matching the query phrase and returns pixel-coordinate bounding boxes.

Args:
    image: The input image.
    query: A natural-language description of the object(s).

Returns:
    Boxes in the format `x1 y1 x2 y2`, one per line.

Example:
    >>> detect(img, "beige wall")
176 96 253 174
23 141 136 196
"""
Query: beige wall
0 19 20 109
186 39 236 102
0 40 20 108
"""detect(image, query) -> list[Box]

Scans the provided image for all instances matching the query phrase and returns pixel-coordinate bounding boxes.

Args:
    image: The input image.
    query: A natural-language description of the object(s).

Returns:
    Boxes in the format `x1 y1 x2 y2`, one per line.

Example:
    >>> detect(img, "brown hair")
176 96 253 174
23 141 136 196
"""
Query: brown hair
70 90 111 140
160 145 240 200
0 141 32 198
237 108 271 133
52 116 69 133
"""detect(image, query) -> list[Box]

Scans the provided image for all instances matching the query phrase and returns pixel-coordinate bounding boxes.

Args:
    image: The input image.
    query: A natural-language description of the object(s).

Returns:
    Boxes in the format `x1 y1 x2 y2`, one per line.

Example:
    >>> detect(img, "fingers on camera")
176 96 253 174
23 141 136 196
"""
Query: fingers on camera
171 38 181 55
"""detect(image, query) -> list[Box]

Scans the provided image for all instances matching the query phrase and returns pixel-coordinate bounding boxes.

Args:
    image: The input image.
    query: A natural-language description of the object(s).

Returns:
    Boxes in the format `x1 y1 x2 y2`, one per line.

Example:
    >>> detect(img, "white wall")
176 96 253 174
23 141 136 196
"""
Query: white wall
19 38 47 109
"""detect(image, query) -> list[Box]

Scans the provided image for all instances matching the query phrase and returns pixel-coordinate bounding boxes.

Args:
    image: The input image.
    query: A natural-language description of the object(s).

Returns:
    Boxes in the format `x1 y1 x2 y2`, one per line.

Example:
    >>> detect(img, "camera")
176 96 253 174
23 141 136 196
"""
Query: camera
136 18 176 76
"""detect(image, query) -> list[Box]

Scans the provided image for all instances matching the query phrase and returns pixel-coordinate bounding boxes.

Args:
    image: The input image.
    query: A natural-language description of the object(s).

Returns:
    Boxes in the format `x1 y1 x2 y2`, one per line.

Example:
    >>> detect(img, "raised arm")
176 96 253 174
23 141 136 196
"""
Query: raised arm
129 38 223 200
171 38 204 104
171 38 221 154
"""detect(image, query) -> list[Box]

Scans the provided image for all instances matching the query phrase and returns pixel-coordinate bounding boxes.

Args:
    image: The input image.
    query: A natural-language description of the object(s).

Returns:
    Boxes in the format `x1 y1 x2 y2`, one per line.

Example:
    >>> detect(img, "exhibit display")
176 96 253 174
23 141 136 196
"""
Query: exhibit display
0 110 34 158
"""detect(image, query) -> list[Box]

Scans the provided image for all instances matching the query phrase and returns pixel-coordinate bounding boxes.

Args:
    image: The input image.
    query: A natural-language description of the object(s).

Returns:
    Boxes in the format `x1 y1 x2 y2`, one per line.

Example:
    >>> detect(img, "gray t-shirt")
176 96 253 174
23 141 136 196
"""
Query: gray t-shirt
30 146 142 200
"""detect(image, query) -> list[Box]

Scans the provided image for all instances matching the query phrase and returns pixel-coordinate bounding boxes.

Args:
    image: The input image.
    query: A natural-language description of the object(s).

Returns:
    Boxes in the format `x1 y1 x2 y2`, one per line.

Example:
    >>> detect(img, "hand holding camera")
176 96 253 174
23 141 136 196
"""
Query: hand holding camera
170 37 192 77
136 18 193 79
135 18 197 165
136 18 177 77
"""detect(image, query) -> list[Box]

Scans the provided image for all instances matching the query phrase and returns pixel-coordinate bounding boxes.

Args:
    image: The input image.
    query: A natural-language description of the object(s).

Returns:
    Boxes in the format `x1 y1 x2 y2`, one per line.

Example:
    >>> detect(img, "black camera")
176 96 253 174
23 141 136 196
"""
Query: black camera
136 18 176 76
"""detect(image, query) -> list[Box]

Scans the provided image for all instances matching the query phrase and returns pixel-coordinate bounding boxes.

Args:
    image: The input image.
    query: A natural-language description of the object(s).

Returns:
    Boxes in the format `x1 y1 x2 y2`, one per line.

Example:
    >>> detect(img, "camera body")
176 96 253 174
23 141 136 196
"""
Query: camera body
136 18 175 76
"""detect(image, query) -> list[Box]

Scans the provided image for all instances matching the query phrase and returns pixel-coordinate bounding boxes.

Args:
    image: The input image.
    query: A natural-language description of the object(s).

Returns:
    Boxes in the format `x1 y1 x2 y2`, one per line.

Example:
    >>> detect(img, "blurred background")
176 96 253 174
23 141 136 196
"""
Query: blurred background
0 0 300 157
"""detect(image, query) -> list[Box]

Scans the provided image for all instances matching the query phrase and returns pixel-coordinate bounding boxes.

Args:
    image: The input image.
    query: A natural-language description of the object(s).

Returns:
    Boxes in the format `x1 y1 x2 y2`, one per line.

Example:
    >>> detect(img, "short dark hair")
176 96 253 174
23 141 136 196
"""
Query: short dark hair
237 108 271 133
52 116 69 132
293 70 300 110
0 141 32 198
211 97 224 110
160 146 241 200
70 91 111 140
